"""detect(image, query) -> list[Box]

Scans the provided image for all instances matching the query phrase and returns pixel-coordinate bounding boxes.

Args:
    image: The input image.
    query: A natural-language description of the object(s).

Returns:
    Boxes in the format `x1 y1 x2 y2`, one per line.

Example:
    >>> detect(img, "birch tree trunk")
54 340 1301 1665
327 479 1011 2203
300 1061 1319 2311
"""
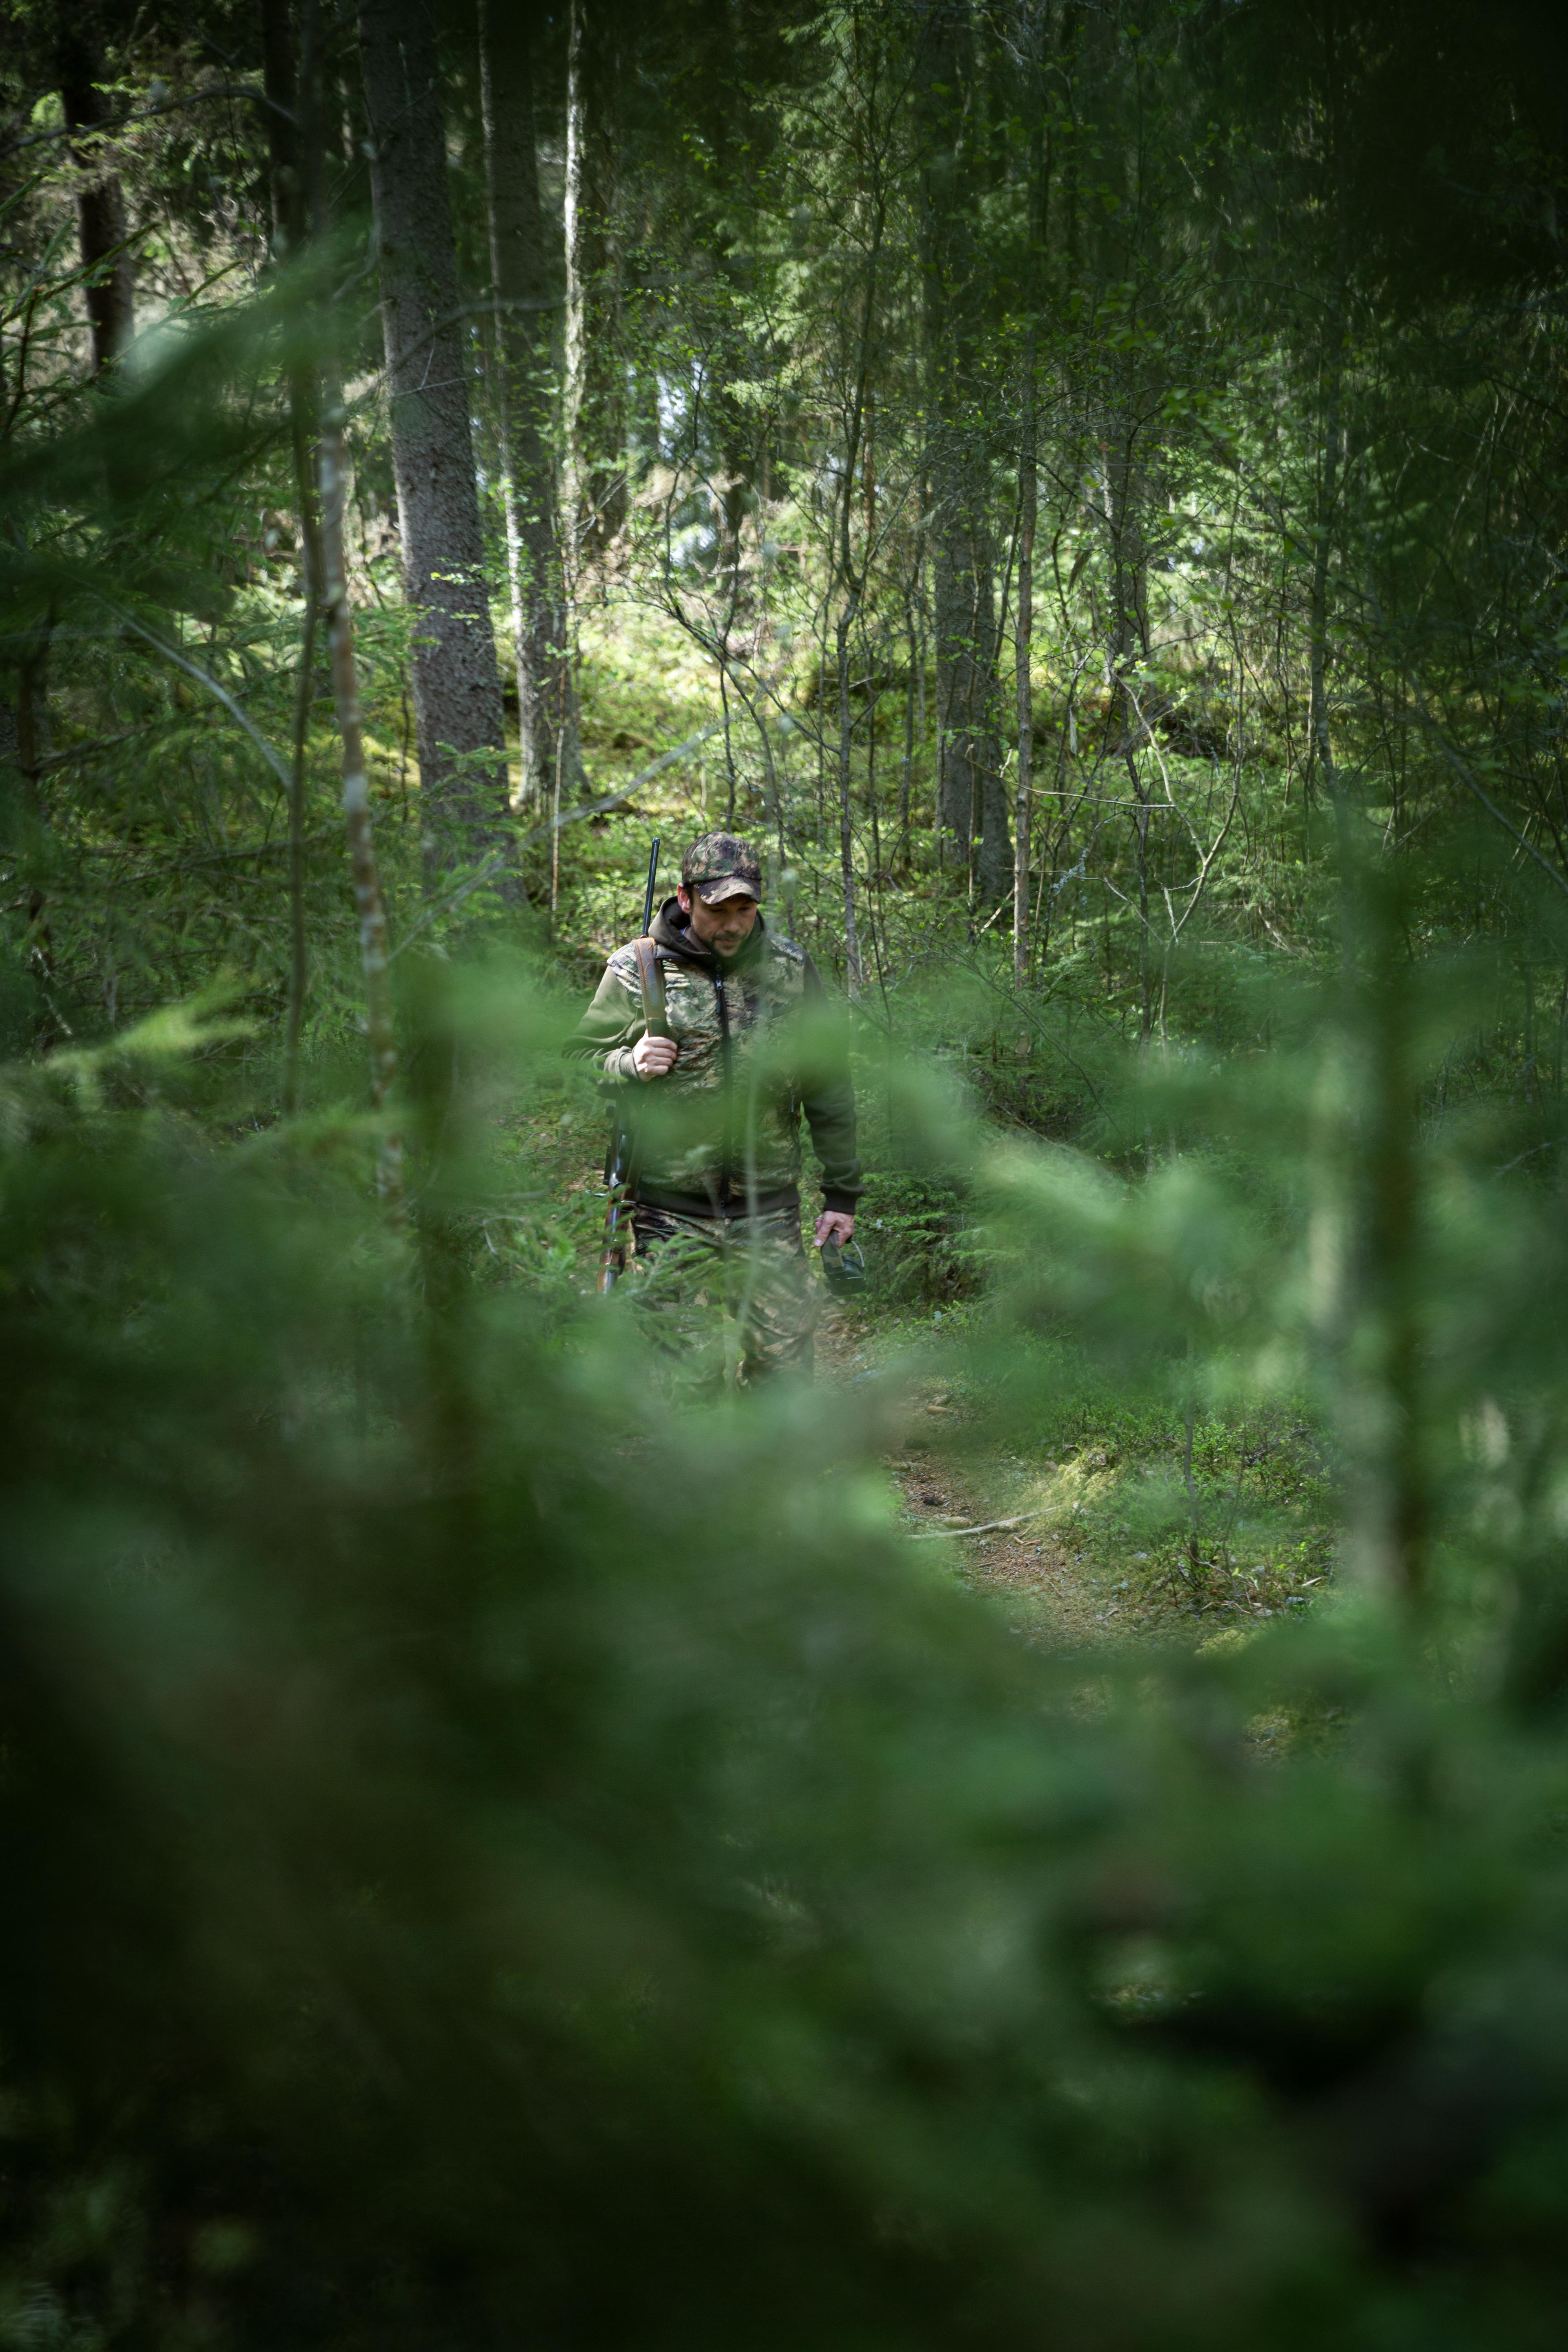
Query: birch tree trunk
357 0 516 896
56 27 134 375
478 0 580 804
565 0 625 561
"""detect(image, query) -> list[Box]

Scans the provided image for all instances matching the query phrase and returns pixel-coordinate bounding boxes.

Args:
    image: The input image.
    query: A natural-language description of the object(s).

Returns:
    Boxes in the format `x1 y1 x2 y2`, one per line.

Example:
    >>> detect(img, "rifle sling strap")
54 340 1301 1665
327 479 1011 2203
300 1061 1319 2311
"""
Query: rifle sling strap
632 936 667 1034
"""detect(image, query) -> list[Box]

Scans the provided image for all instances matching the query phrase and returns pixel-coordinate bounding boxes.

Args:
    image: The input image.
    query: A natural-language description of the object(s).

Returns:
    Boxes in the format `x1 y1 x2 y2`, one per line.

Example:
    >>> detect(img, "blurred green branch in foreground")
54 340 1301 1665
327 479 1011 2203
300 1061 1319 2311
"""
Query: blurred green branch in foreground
5 947 1568 2352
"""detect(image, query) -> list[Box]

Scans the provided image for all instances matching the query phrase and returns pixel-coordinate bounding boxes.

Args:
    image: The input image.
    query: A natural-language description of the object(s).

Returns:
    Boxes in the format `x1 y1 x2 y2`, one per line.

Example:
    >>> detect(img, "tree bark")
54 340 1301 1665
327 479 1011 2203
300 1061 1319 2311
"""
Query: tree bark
14 640 53 986
478 0 580 804
917 0 1010 903
261 0 323 1113
565 0 625 559
828 68 891 998
1099 402 1153 1045
1013 344 1036 982
1310 5 1348 822
357 0 515 895
259 0 307 256
1309 298 1343 808
56 25 134 375
900 561 918 860
320 397 403 1209
931 502 1007 899
1013 13 1049 977
835 604 862 991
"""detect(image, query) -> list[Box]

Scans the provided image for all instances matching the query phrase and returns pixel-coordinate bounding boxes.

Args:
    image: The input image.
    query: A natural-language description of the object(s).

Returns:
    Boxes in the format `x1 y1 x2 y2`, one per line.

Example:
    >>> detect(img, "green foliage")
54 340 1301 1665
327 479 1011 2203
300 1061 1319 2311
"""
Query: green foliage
856 1169 978 1304
6 985 1568 2348
974 1335 1339 1621
10 4 1568 2339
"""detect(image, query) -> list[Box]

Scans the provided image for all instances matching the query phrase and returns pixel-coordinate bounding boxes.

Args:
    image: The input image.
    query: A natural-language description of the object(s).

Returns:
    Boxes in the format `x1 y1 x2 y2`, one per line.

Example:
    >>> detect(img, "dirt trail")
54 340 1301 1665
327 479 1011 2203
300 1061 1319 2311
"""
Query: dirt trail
817 1305 1156 1651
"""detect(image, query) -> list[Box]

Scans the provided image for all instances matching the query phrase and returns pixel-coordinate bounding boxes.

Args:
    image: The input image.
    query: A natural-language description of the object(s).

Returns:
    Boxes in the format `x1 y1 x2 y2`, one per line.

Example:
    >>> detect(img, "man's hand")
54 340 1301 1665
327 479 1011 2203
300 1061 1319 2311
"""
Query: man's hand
631 1032 677 1080
814 1209 855 1250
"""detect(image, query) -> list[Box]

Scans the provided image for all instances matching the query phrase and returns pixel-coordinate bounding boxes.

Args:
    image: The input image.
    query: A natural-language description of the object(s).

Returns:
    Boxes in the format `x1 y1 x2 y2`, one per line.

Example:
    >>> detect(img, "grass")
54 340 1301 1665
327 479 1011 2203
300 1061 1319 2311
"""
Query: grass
923 1329 1341 1630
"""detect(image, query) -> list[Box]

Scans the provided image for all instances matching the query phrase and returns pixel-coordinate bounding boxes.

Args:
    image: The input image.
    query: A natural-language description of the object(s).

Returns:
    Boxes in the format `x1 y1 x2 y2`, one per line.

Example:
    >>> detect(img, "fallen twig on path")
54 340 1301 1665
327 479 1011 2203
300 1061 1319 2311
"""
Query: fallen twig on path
908 1510 1046 1542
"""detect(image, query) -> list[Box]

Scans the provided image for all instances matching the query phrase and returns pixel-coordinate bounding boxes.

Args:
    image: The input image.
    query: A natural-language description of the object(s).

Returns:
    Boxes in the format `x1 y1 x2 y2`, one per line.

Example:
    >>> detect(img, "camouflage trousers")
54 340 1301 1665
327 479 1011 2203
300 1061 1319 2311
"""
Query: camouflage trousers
627 1202 817 1388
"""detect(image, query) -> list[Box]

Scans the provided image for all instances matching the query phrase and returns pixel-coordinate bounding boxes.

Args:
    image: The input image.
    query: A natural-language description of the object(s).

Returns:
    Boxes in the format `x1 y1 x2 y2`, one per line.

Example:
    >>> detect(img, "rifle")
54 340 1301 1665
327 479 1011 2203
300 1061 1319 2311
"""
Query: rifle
598 837 667 1293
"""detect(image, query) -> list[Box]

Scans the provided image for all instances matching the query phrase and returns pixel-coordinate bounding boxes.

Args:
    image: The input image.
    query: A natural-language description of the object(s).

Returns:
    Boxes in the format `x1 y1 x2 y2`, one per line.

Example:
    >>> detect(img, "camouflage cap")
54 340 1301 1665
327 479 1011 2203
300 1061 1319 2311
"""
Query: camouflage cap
681 829 763 904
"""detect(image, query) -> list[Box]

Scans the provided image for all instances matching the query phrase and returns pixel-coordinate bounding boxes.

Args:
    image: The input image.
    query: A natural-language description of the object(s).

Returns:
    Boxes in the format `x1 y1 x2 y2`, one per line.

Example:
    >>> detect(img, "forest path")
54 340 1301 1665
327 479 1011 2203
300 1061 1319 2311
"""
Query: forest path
816 1304 1176 1651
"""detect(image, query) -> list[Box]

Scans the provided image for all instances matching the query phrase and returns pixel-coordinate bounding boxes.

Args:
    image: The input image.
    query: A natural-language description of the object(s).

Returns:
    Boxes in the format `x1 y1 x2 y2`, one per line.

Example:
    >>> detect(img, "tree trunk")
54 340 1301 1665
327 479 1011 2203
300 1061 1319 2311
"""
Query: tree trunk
1013 345 1036 982
357 0 515 895
1308 309 1343 805
56 28 134 375
14 639 53 986
900 564 918 860
320 396 403 1209
917 0 1009 902
261 0 322 1113
968 532 1009 902
930 506 966 866
694 0 754 615
1100 401 1152 1043
478 0 581 804
565 0 625 559
1310 10 1348 820
829 104 889 995
835 604 862 991
1013 15 1050 976
259 0 307 256
932 500 1007 900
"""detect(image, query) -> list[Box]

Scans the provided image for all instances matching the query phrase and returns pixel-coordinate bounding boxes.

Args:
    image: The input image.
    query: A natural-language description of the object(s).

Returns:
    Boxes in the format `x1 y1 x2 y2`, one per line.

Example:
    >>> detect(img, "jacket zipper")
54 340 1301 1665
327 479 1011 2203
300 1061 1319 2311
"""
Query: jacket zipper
714 969 733 1211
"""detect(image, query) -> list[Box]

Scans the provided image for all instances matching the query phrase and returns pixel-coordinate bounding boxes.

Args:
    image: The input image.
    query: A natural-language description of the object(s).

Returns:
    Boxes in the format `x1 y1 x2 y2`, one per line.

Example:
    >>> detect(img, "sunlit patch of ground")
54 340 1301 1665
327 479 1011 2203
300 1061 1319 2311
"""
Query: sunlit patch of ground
816 1303 1197 1651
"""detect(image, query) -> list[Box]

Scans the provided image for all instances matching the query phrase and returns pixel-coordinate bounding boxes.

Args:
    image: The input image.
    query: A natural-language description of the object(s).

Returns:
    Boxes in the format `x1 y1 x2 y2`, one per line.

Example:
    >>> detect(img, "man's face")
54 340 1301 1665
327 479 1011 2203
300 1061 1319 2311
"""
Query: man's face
678 884 760 958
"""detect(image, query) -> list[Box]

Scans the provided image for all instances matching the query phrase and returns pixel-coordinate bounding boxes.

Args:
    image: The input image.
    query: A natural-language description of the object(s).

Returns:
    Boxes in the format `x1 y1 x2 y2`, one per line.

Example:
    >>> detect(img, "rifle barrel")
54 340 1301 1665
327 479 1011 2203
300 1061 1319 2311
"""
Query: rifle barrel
601 836 663 1295
641 837 661 936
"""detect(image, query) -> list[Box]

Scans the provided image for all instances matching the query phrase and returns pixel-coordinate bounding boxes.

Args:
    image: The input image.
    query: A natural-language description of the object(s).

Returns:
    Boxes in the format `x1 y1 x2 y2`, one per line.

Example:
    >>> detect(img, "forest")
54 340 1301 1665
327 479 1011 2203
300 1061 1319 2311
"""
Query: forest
7 0 1568 2341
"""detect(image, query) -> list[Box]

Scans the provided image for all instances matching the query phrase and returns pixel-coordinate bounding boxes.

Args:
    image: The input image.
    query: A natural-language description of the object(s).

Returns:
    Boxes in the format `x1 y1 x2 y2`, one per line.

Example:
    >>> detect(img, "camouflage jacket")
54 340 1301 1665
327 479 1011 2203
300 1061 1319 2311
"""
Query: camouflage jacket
567 900 862 1216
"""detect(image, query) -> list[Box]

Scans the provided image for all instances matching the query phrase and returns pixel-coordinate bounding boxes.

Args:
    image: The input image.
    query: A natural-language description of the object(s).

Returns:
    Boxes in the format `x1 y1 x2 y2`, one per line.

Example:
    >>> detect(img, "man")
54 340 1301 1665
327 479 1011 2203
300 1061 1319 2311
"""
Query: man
569 830 861 1385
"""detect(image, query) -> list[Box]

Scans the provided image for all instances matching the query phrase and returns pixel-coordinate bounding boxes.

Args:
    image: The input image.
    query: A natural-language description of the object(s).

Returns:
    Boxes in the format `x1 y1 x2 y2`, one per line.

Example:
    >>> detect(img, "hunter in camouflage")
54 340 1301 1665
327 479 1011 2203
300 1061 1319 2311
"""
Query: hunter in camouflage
568 830 861 1385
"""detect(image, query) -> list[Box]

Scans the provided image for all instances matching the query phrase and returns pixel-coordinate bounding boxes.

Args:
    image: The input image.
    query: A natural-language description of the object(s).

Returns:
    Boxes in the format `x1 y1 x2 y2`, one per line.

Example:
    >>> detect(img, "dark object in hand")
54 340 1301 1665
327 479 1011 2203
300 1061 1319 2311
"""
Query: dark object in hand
819 1240 868 1298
